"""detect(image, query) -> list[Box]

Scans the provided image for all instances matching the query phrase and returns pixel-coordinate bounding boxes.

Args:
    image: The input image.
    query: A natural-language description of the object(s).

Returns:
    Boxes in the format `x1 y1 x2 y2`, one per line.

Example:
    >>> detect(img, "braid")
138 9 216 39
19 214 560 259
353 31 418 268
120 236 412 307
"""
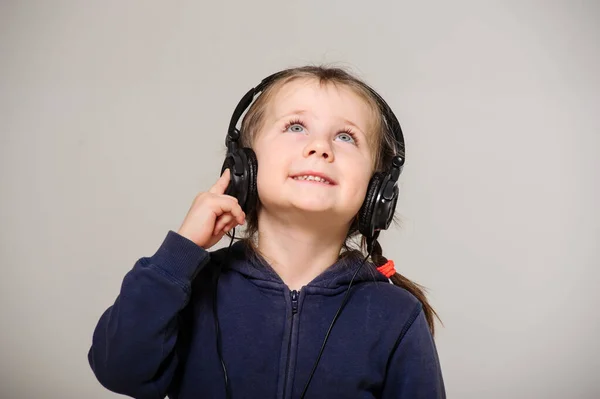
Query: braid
371 240 441 337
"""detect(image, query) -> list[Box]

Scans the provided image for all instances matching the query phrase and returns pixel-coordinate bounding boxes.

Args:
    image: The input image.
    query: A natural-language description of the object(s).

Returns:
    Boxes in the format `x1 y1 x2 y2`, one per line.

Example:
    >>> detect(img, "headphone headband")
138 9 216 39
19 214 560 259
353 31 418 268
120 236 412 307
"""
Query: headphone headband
226 72 284 144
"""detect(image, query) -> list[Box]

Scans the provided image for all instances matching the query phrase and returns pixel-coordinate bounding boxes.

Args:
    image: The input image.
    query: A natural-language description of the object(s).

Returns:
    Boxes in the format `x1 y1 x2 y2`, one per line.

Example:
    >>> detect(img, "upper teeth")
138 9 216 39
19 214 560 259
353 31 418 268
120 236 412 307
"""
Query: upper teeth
293 175 330 184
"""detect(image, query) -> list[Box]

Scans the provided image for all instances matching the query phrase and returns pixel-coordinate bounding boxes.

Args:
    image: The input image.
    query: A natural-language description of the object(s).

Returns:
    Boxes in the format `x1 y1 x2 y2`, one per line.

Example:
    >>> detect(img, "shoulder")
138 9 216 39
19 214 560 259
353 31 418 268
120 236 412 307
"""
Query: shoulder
208 240 255 266
357 279 421 308
352 280 423 328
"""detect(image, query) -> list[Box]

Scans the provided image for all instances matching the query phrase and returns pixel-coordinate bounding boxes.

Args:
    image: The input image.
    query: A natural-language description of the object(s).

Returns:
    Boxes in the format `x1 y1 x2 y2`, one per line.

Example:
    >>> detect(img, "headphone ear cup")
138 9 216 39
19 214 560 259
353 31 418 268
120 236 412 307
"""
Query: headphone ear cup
240 147 258 214
221 153 239 197
358 172 385 238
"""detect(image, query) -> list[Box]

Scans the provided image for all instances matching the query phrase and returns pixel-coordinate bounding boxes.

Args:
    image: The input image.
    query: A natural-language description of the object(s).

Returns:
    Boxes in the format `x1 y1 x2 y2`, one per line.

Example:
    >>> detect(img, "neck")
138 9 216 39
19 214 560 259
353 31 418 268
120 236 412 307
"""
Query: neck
256 209 350 291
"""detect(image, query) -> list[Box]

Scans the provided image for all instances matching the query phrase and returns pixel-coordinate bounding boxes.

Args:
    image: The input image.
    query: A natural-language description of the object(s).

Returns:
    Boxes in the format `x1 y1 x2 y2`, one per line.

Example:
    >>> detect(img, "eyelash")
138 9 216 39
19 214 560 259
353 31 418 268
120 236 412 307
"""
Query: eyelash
283 118 359 145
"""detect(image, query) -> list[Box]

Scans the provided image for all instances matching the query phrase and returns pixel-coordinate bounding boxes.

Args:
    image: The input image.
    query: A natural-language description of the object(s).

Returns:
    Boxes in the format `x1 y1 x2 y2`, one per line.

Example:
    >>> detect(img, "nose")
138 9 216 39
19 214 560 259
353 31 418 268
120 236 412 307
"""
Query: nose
302 137 334 162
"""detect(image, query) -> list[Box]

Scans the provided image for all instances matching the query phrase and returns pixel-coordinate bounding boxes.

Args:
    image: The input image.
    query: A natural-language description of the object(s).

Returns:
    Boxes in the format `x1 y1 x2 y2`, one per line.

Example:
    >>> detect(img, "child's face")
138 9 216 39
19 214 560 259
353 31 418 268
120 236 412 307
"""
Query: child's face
252 78 376 226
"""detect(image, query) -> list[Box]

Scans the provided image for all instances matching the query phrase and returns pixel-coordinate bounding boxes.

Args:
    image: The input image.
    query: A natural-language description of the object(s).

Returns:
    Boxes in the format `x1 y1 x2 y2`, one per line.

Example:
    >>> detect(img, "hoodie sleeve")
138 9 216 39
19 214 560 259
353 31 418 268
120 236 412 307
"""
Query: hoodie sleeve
381 305 446 399
87 231 210 399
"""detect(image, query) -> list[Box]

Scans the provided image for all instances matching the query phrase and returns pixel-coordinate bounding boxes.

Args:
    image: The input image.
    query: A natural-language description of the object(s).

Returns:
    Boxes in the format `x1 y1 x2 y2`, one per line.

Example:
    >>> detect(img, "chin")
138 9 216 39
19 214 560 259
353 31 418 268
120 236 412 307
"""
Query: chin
292 204 333 214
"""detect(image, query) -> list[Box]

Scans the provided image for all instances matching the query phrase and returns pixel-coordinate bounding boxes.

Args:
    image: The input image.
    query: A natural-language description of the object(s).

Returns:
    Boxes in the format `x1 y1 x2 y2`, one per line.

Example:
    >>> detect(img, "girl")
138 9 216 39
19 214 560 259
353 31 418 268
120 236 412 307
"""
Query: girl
88 66 446 398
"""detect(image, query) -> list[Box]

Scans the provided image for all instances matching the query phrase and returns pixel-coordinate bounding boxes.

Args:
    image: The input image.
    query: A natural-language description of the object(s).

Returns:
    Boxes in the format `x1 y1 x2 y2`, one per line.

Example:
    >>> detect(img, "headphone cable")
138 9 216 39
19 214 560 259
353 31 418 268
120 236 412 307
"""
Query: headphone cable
214 228 237 399
299 238 375 398
215 231 376 399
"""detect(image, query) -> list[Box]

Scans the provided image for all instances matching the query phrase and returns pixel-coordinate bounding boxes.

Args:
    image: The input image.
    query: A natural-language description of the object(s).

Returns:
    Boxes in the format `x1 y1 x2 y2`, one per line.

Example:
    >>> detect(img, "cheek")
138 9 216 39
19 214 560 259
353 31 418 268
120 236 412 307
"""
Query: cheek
256 150 287 178
349 157 374 190
255 151 288 199
254 135 296 178
356 175 373 204
343 171 373 211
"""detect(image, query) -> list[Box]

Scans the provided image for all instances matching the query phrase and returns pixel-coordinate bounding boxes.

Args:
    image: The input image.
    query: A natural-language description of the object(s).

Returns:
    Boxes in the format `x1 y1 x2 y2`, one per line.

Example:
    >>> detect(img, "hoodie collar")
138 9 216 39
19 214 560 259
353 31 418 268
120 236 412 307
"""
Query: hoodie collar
211 240 388 291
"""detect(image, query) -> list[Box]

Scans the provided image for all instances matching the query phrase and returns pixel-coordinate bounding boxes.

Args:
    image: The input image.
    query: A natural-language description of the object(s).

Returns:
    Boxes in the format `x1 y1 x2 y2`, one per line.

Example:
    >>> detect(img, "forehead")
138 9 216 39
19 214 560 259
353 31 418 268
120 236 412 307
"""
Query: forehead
267 78 377 133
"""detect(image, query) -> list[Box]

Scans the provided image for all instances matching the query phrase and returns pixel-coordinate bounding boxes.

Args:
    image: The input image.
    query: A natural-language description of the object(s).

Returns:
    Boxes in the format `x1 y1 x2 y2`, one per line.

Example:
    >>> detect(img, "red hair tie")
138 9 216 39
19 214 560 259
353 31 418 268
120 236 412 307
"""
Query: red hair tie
377 260 396 278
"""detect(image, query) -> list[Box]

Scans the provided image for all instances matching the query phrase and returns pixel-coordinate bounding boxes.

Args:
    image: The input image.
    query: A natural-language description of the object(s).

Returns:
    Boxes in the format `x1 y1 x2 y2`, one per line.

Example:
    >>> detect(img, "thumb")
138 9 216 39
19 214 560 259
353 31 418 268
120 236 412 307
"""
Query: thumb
209 168 231 195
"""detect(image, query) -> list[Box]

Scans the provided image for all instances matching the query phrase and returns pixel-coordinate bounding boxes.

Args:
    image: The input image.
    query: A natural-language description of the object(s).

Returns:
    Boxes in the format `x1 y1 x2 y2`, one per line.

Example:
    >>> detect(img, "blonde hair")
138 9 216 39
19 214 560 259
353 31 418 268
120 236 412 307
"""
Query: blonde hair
229 65 440 335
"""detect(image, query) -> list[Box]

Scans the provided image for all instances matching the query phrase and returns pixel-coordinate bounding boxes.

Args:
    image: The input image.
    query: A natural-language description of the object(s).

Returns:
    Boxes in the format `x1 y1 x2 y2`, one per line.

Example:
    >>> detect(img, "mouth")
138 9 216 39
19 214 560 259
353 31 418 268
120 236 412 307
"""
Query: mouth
290 171 336 185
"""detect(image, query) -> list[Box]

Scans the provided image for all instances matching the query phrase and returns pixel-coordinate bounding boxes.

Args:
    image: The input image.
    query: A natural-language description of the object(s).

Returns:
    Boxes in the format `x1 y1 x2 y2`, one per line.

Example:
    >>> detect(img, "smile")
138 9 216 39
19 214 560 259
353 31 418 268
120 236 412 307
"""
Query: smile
290 170 336 185
292 175 333 185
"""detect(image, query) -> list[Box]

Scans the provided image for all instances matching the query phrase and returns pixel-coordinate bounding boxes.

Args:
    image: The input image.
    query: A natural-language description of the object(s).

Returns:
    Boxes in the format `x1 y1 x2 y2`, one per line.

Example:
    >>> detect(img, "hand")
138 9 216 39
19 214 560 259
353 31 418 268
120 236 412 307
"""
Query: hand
177 169 245 249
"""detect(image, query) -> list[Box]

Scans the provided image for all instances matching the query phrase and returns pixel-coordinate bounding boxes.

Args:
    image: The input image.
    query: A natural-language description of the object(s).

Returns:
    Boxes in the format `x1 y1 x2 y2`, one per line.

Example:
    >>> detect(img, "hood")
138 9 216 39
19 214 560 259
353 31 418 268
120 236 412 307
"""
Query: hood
210 240 388 291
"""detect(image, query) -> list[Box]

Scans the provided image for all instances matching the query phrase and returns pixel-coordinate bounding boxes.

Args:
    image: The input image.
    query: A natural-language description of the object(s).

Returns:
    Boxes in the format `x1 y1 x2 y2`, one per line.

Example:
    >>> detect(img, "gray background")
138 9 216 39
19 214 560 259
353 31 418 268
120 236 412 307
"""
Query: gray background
1 1 599 398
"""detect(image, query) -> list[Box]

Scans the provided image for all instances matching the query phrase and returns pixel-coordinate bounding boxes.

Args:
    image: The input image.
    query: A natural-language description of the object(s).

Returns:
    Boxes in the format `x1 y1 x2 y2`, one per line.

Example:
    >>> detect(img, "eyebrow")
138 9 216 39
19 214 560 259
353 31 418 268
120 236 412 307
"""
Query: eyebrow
273 109 309 122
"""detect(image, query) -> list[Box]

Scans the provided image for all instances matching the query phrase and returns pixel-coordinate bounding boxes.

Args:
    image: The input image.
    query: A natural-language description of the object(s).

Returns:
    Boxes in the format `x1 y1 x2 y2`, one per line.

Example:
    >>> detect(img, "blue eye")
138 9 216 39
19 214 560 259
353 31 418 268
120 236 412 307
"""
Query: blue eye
287 123 305 133
336 132 356 144
283 118 359 145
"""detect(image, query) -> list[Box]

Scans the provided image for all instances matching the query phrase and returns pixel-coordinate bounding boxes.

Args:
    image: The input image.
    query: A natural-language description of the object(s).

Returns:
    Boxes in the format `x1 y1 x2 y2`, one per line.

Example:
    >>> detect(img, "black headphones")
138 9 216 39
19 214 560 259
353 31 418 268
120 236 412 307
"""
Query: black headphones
220 71 405 240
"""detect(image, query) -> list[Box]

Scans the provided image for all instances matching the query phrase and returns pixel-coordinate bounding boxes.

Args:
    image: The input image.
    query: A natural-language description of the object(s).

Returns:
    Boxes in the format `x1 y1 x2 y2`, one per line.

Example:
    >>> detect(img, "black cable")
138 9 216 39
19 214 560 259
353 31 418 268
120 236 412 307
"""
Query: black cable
299 238 376 398
215 231 376 399
214 228 237 399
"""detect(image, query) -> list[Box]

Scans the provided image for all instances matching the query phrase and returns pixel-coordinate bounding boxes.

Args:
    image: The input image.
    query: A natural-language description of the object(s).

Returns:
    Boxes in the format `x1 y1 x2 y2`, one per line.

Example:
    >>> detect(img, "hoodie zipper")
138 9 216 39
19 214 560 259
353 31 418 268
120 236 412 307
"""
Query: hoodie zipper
291 290 299 314
282 289 299 398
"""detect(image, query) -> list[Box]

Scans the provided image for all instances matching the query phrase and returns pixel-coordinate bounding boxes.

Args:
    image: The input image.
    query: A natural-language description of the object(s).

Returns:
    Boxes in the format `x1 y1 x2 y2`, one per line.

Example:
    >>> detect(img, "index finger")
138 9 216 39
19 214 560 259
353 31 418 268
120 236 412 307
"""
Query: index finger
209 168 231 195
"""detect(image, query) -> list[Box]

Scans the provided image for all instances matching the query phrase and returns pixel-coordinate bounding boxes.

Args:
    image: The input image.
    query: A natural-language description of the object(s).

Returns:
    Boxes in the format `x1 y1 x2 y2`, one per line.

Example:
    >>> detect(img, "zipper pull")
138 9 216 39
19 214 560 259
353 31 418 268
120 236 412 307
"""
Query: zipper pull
291 290 298 314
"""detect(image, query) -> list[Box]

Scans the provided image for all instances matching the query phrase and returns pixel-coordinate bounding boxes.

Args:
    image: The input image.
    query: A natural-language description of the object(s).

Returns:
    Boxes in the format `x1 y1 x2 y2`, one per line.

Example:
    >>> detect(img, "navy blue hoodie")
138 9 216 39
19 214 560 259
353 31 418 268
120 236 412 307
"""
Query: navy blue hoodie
88 231 445 398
